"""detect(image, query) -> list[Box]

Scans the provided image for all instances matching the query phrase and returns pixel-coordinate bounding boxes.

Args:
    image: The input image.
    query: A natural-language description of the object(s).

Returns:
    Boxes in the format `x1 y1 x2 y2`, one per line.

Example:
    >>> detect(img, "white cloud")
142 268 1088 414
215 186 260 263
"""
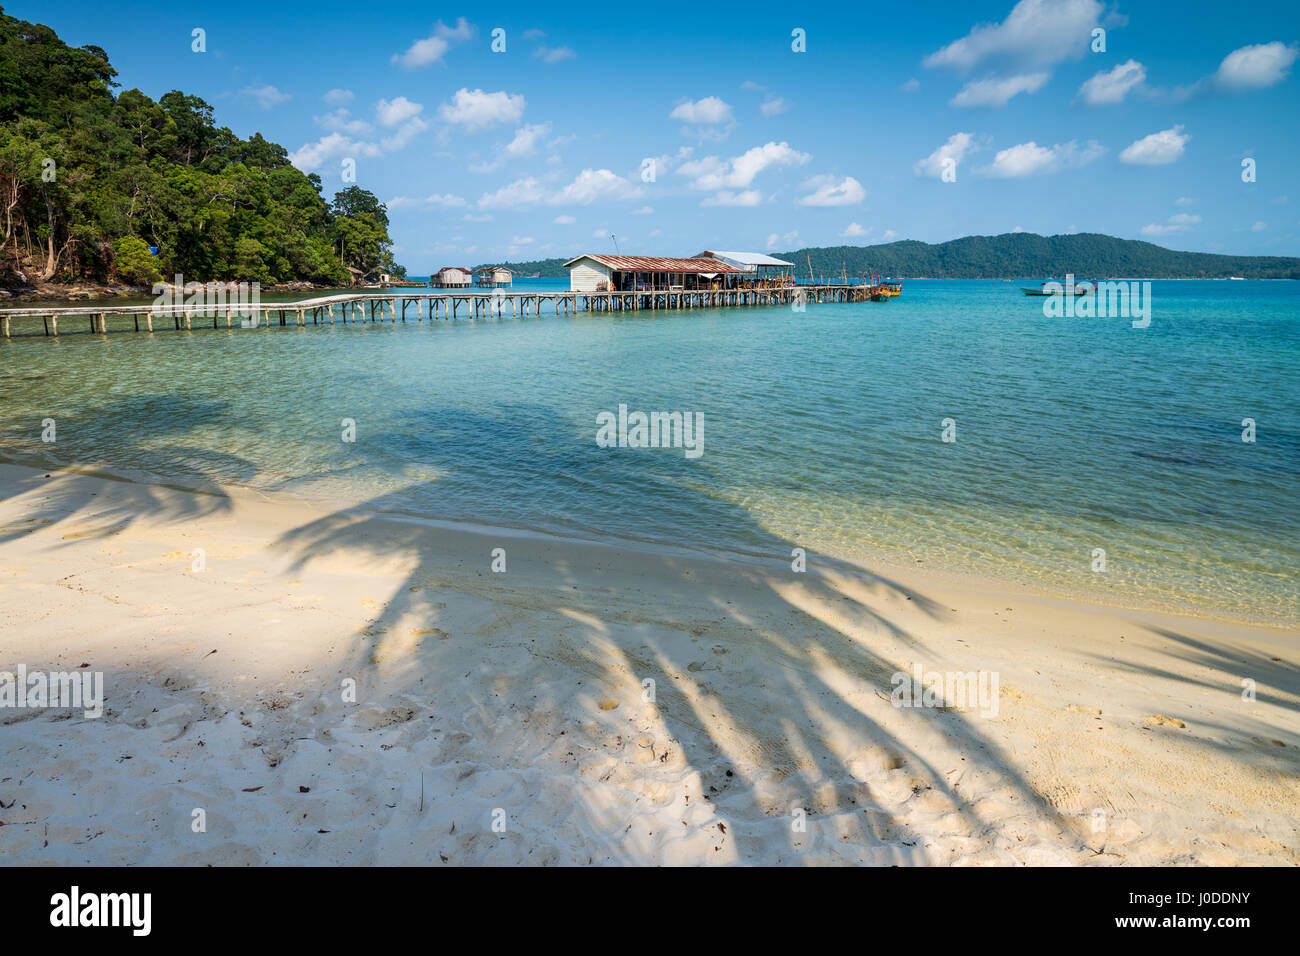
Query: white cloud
438 88 526 131
951 72 1049 107
914 132 976 177
376 96 424 127
1141 212 1200 236
701 190 763 207
240 85 290 110
1175 196 1195 206
1078 59 1146 105
380 118 428 151
387 193 467 210
983 139 1105 177
323 88 354 106
925 0 1106 70
535 45 576 63
843 222 869 237
1119 125 1189 165
391 18 476 69
797 175 866 206
477 169 642 208
670 96 734 125
288 133 381 173
505 122 553 158
677 141 811 190
1252 220 1267 232
631 206 654 215
760 96 790 116
1214 42 1298 90
882 229 898 240
315 108 373 135
901 78 920 92
553 215 576 224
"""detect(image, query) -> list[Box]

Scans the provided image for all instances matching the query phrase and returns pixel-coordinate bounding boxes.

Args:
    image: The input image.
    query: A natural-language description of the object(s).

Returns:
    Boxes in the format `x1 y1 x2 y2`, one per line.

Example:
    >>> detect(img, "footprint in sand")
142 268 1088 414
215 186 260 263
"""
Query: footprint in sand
99 547 125 555
598 698 620 711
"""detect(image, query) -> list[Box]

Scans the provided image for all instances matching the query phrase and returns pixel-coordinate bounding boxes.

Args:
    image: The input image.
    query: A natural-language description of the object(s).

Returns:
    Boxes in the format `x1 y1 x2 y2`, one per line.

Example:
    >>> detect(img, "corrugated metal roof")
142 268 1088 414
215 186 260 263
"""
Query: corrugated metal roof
563 254 746 273
696 250 796 267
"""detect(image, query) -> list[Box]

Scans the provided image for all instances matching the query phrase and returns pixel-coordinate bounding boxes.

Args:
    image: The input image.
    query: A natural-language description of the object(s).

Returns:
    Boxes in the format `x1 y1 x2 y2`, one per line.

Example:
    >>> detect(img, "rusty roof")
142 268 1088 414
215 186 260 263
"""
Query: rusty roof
563 254 746 273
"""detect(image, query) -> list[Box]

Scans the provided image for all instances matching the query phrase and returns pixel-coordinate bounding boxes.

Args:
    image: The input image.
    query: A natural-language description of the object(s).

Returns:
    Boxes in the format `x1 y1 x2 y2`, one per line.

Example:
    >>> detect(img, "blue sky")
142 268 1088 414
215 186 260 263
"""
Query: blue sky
15 0 1300 266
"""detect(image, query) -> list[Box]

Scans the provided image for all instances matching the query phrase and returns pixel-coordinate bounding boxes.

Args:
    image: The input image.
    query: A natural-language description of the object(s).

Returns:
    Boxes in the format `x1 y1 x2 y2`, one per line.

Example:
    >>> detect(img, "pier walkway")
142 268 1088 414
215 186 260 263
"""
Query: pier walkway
0 284 883 337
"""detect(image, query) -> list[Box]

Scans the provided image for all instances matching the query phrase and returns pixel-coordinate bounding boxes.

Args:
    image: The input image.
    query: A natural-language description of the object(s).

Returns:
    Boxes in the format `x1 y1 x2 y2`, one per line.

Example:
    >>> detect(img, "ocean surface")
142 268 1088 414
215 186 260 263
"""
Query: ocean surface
2 278 1297 624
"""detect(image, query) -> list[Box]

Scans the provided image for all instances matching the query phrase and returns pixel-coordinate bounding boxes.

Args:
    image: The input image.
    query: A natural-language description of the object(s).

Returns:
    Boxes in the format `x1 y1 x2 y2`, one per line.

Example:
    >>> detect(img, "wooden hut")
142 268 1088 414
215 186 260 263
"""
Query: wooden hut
433 266 472 289
473 266 513 288
563 255 745 293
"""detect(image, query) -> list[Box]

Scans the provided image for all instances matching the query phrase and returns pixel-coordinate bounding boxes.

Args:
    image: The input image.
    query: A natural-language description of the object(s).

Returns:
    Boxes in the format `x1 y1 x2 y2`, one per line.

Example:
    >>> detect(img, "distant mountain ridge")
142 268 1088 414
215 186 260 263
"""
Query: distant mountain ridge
481 233 1300 280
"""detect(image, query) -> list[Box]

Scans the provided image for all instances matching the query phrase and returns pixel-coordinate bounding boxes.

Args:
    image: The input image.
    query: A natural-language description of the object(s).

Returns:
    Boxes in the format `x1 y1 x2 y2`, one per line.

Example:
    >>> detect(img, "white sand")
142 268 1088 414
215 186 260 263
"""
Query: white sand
0 462 1296 865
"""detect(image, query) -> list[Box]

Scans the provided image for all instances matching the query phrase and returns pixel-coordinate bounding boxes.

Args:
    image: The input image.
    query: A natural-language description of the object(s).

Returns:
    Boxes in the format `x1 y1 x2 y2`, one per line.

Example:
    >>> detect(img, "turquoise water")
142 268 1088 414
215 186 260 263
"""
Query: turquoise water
2 279 1297 623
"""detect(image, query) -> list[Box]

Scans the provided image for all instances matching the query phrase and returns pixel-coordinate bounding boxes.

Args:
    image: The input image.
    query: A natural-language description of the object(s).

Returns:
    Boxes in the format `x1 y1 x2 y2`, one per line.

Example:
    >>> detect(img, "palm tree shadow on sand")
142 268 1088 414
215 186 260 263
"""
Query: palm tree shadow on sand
271 402 1077 864
0 393 256 544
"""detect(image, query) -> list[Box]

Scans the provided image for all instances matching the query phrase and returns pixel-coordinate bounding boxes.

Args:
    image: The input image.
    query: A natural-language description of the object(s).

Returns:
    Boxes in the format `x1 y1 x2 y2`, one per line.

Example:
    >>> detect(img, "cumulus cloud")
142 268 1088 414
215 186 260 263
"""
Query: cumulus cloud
1213 41 1298 90
670 96 734 125
553 215 576 224
477 169 643 208
843 222 869 237
797 175 866 206
983 139 1105 177
677 142 812 195
951 72 1049 107
925 0 1106 70
438 88 526 131
391 18 476 69
288 133 381 173
1078 59 1146 105
323 88 354 106
914 132 976 177
1119 125 1189 165
376 96 424 127
760 96 790 116
315 108 373 135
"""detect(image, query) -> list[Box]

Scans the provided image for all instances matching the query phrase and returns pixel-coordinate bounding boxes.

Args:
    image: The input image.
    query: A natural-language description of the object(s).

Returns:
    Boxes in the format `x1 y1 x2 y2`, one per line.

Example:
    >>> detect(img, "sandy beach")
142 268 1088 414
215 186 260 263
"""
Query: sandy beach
0 461 1295 865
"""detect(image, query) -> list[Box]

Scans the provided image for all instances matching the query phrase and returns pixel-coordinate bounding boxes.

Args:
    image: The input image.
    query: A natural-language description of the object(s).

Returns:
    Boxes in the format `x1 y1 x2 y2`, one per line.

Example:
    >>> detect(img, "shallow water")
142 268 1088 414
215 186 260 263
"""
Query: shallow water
2 278 1297 623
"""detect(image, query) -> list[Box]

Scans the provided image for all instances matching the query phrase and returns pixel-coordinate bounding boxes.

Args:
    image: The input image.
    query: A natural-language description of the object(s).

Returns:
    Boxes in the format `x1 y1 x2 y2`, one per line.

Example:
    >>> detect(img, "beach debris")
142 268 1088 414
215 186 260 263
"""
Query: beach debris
1143 714 1186 729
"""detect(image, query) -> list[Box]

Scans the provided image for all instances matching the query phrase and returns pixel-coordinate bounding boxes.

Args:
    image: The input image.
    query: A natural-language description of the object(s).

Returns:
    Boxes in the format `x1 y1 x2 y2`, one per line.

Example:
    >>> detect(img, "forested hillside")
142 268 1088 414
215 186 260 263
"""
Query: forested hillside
0 8 401 287
500 234 1300 280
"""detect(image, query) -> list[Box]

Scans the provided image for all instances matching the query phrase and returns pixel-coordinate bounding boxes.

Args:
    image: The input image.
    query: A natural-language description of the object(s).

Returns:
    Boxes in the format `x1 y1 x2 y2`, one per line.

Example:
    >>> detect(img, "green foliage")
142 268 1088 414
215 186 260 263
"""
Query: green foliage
0 9 399 285
110 235 160 285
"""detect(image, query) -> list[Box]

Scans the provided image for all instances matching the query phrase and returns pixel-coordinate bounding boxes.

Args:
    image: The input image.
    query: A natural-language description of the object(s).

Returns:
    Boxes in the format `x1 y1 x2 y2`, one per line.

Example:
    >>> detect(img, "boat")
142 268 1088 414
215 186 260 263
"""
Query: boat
1229 276 1246 281
1021 279 1094 296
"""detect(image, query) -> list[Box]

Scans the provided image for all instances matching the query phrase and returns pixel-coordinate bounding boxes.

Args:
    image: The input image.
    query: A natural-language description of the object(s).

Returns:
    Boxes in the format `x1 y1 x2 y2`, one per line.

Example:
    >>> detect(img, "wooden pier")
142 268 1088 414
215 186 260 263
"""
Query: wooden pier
0 283 886 338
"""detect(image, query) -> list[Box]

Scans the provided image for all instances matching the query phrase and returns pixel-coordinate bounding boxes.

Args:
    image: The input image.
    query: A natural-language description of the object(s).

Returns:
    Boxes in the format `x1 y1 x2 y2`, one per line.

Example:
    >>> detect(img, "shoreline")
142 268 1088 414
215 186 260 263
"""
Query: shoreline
1 460 1296 865
2 452 1292 633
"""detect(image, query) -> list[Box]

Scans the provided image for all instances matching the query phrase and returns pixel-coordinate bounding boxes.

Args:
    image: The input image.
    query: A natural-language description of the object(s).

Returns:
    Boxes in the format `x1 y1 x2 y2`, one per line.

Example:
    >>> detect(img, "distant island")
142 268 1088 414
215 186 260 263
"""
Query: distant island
486 233 1300 281
0 11 403 295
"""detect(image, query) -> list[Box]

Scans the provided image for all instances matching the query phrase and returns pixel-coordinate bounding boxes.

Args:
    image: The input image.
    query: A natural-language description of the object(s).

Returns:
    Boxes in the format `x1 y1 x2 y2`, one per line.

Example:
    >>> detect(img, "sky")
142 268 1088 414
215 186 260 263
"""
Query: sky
14 0 1300 268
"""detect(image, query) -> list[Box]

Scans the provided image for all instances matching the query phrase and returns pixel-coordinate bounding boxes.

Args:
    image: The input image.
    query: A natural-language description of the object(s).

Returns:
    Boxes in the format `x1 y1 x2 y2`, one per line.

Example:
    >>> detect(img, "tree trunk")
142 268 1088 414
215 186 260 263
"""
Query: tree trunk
38 193 58 281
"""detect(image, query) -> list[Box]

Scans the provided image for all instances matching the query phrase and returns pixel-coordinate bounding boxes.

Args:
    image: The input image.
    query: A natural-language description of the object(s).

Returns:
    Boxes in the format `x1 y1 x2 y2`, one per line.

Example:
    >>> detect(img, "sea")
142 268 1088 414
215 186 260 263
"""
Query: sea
2 277 1297 624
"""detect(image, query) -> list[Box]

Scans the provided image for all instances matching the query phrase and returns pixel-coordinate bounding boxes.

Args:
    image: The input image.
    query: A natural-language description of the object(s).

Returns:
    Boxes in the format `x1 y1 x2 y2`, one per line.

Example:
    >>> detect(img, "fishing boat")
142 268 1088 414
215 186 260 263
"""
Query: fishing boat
1021 279 1094 296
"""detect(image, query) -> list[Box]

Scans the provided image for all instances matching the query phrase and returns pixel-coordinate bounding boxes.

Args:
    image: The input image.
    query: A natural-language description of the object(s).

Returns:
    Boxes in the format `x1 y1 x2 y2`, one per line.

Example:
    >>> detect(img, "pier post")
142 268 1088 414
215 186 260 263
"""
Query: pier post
2 314 8 338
